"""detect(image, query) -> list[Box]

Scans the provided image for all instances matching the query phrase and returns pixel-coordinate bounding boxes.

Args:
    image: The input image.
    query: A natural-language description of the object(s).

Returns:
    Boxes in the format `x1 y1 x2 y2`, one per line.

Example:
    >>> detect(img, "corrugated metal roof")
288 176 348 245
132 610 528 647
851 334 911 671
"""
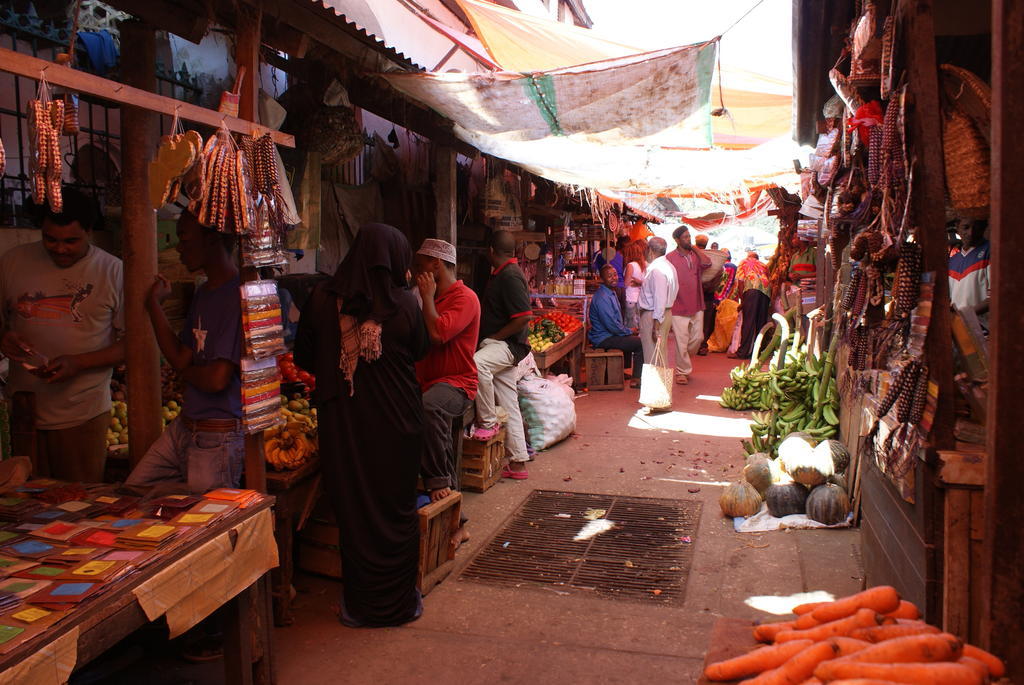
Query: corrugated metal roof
307 0 426 72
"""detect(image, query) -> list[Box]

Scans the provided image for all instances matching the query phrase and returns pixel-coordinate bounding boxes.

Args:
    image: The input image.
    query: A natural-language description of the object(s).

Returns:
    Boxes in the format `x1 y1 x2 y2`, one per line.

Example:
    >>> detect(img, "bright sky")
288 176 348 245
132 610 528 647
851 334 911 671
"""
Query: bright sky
585 0 792 82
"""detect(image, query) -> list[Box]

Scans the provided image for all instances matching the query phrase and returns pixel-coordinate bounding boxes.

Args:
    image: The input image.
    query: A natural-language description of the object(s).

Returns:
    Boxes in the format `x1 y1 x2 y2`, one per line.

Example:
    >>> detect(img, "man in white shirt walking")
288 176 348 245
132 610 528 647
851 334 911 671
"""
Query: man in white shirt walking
637 237 679 373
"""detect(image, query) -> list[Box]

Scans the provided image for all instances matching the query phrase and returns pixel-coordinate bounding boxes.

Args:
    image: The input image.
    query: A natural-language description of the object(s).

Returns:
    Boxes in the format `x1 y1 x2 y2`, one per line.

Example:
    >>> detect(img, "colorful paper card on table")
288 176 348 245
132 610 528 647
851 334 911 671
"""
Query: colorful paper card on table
0 531 21 545
0 578 52 598
0 625 24 644
171 512 214 526
31 521 84 542
11 607 50 624
70 529 117 547
61 559 129 582
13 523 43 532
101 550 147 562
57 501 92 513
0 556 37 576
27 580 98 606
29 510 69 522
12 565 65 579
136 525 175 539
42 547 105 564
3 540 57 558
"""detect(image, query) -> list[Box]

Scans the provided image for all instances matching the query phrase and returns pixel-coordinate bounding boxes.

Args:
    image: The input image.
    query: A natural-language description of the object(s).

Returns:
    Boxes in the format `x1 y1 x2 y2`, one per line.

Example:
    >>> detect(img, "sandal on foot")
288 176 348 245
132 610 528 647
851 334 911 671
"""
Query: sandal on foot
502 467 529 480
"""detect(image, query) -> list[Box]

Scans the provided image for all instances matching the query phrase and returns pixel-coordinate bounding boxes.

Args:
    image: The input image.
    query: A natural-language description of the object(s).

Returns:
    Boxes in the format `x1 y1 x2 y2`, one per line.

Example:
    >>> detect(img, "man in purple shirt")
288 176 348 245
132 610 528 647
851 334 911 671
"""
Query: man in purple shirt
127 210 244 493
665 225 710 385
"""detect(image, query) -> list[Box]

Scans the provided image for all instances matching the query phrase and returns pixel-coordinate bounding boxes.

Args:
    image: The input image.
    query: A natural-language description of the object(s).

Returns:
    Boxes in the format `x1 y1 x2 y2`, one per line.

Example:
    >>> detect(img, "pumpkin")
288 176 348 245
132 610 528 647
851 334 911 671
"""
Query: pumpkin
829 473 849 491
720 481 763 518
768 457 794 484
744 459 773 496
779 435 833 487
806 483 851 525
766 483 809 517
817 439 851 474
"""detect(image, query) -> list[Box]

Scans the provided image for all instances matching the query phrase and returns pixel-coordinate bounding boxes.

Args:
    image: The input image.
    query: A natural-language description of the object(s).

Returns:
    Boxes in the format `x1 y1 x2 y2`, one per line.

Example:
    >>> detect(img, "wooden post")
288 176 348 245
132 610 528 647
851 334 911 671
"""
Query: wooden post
234 6 269 496
982 0 1024 677
119 21 162 467
235 5 262 124
433 145 457 244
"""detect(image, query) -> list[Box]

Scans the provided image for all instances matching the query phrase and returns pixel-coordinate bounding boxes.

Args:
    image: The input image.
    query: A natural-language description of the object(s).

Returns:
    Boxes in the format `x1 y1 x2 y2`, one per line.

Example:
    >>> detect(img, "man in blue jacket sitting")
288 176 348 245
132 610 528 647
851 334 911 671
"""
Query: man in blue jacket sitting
588 265 644 388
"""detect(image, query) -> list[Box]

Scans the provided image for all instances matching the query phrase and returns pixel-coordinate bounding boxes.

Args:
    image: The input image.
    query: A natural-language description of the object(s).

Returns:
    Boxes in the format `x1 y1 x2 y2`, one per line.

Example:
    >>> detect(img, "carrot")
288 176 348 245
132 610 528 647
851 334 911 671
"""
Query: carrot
835 633 962 664
793 601 828 615
775 609 882 643
825 681 918 684
795 613 823 630
962 644 1005 678
956 656 990 681
797 679 822 685
810 586 901 623
754 620 799 643
882 600 920 621
813 661 983 685
740 641 839 685
829 637 872 657
848 623 940 643
704 639 814 681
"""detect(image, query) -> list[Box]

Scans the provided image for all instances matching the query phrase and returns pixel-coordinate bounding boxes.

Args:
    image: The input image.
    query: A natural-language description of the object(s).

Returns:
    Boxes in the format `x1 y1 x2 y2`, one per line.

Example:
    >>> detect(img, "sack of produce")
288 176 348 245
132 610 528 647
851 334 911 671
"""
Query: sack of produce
518 374 576 451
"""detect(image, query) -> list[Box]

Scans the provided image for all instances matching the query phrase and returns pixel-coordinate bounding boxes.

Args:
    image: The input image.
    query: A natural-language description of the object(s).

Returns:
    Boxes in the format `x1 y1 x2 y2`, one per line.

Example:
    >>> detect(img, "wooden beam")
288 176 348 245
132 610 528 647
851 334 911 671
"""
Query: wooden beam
119 21 163 467
937 449 985 487
341 75 477 158
432 145 457 244
0 46 294 147
982 0 1024 677
103 0 210 44
943 488 971 639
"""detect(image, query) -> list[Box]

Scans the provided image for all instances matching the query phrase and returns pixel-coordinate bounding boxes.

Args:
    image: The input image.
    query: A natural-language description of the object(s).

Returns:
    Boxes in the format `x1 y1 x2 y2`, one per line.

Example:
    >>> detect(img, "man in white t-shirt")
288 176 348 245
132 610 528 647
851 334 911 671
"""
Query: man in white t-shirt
637 237 679 372
0 187 124 482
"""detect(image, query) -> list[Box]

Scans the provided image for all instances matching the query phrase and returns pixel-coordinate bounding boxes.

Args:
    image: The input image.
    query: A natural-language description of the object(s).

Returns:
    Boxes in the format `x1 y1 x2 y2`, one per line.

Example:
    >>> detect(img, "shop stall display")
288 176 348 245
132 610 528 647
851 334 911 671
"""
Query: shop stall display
0 478 275 678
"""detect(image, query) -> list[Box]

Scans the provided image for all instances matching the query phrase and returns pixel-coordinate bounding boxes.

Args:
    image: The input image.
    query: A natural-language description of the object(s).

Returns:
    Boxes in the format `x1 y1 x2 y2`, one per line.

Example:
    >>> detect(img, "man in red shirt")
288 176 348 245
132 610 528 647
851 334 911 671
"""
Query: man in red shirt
413 239 481 503
665 224 710 385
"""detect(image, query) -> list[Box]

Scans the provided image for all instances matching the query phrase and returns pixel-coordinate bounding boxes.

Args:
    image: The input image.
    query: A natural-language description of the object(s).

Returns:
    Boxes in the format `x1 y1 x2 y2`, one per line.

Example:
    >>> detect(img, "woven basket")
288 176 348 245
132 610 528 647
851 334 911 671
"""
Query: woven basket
942 108 990 212
299 106 364 166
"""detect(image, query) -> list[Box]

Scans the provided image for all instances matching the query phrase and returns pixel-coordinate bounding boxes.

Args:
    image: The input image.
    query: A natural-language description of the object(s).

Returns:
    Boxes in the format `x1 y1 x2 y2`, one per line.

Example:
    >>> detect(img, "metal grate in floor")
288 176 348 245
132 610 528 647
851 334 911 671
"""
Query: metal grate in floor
460 490 702 605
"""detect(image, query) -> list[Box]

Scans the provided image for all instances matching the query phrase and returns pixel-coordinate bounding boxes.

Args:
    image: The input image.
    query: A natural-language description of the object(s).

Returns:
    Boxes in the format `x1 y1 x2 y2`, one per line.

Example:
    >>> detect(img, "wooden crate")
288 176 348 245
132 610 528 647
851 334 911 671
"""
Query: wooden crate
460 428 505 492
585 348 625 390
297 519 342 579
418 492 462 595
296 493 465 595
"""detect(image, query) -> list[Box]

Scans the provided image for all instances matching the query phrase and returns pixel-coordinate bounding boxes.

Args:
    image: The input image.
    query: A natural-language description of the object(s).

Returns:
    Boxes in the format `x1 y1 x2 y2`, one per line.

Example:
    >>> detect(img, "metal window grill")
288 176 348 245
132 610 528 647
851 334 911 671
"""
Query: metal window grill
0 7 201 228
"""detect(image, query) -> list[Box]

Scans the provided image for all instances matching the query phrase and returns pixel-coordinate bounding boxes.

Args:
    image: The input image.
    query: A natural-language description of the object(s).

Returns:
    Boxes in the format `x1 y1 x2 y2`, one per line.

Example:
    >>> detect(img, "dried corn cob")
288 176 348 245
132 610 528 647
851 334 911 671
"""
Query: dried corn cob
908 363 929 424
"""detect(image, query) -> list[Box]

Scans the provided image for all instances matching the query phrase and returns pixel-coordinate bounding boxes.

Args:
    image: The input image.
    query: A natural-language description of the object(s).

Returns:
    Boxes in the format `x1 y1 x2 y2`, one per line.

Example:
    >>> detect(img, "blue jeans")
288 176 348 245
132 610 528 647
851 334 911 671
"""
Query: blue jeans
126 417 245 493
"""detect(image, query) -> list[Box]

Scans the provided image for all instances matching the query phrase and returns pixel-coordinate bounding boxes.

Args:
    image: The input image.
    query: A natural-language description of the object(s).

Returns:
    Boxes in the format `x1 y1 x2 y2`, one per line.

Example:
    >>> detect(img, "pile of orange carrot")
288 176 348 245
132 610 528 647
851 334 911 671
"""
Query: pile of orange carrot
704 585 1006 684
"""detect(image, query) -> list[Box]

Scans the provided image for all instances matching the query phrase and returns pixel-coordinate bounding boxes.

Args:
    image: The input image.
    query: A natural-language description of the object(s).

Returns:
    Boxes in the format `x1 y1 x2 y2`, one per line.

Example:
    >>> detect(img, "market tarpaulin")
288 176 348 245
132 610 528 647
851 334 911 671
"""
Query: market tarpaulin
452 0 793 149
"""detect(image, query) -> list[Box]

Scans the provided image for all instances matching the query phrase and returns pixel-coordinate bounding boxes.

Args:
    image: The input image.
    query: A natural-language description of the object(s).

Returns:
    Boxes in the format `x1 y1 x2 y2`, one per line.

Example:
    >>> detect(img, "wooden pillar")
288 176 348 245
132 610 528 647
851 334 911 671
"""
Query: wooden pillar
235 5 262 124
433 145 457 244
982 0 1024 677
898 0 955 450
119 21 162 467
234 4 268 495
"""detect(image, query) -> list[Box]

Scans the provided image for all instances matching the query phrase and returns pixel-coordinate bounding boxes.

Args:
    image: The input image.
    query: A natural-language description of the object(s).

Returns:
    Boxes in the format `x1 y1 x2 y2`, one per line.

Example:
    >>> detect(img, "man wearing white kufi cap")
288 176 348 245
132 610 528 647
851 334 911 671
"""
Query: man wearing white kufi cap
413 239 481 511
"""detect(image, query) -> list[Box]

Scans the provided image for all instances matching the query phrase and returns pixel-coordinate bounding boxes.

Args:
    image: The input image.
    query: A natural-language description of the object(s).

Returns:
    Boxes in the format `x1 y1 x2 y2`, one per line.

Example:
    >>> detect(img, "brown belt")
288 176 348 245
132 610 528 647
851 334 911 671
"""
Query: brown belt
181 417 241 433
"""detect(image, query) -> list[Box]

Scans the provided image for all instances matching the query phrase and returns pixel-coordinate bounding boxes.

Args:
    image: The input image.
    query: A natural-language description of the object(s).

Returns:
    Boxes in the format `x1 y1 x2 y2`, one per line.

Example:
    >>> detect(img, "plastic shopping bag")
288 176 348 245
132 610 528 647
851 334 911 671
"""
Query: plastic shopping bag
639 342 673 409
517 374 576 450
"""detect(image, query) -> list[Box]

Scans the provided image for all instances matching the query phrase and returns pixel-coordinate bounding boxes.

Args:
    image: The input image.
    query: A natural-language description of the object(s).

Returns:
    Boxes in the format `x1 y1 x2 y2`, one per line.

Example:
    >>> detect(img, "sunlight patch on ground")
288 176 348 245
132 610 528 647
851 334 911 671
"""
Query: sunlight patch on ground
628 409 754 438
744 591 837 616
658 478 731 487
695 394 723 402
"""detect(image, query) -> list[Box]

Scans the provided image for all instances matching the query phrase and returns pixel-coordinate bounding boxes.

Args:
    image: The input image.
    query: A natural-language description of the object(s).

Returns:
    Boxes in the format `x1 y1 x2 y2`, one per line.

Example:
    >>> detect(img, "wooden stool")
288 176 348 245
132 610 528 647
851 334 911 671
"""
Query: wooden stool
450 403 475 490
460 427 505 492
584 348 625 390
417 491 462 595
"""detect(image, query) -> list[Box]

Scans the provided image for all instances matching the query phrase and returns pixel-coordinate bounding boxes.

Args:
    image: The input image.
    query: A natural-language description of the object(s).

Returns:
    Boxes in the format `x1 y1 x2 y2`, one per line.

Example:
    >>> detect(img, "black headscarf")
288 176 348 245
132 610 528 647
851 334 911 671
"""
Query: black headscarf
327 223 412 323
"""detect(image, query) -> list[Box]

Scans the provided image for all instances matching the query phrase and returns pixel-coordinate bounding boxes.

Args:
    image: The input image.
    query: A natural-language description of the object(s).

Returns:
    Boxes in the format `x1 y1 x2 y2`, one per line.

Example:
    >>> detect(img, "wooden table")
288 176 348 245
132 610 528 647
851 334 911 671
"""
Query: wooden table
0 498 278 685
266 458 321 626
531 327 585 382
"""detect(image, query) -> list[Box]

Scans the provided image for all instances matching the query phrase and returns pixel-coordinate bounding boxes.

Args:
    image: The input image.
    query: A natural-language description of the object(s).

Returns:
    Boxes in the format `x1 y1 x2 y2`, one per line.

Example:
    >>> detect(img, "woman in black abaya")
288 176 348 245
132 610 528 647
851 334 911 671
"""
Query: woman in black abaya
295 223 428 627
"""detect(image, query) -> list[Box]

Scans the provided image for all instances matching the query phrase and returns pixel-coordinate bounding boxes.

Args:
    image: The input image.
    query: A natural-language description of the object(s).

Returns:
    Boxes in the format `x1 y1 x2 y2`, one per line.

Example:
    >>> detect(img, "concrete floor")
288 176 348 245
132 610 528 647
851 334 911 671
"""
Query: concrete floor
274 353 865 685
